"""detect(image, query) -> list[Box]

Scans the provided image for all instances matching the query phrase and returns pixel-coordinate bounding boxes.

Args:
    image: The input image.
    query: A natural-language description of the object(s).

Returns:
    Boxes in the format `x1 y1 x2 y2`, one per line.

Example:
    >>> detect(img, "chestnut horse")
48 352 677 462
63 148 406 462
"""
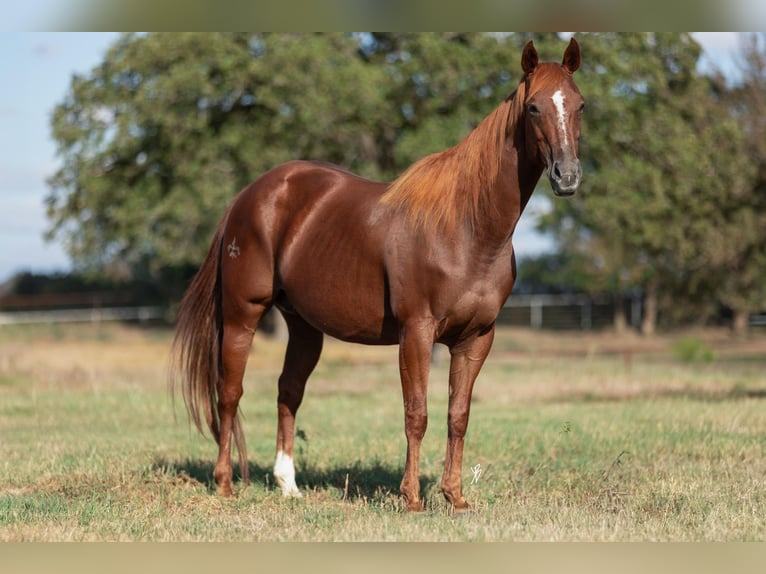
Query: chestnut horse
172 38 584 512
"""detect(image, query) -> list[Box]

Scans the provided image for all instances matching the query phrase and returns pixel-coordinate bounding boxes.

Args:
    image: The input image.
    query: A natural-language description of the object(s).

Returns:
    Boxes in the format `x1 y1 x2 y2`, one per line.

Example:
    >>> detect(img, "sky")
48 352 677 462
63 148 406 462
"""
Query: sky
0 32 751 285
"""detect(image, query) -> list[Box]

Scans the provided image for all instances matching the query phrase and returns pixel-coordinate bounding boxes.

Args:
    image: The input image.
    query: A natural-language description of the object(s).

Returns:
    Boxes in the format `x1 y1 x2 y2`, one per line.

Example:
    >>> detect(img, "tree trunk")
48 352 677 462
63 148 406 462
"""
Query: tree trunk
641 280 658 336
732 309 750 337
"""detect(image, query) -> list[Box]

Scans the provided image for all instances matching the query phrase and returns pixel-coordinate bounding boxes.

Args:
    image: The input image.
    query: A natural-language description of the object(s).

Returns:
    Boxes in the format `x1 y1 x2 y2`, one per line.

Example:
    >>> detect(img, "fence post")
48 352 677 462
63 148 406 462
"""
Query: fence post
530 298 543 329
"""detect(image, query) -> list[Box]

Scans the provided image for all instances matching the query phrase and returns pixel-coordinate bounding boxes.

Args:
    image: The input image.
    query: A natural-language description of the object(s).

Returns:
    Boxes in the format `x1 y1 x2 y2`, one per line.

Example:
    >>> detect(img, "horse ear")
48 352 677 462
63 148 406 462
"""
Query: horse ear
562 37 580 73
521 41 538 75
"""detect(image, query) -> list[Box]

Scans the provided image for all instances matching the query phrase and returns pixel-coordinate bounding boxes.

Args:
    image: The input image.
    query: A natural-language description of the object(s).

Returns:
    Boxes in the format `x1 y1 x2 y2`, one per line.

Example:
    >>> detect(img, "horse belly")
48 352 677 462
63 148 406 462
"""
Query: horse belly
277 222 397 345
280 269 397 345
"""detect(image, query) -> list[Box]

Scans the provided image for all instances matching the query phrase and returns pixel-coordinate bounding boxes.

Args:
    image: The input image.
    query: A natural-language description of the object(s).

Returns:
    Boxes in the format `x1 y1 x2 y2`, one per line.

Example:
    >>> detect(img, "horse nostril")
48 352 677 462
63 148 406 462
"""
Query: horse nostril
553 163 562 181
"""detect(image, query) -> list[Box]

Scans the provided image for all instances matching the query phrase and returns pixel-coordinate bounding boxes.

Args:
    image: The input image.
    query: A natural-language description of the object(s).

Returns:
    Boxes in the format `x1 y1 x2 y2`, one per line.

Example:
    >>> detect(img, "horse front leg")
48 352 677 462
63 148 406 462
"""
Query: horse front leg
397 319 434 512
441 325 495 512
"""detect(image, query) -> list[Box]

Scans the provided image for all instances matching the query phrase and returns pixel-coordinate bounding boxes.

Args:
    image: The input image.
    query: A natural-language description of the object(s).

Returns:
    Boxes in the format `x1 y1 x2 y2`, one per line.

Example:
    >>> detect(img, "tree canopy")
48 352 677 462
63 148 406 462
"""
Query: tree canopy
534 33 764 332
46 32 766 330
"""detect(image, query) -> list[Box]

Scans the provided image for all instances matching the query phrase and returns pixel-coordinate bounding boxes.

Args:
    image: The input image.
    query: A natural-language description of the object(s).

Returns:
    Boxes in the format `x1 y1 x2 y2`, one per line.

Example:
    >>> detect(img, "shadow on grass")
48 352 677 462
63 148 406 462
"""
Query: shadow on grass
153 456 436 503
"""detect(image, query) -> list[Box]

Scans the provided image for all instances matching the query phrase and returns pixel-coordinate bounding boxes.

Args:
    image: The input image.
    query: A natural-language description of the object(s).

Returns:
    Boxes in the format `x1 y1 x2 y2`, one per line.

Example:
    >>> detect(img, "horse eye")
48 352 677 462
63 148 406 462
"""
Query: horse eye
528 103 540 115
578 102 585 113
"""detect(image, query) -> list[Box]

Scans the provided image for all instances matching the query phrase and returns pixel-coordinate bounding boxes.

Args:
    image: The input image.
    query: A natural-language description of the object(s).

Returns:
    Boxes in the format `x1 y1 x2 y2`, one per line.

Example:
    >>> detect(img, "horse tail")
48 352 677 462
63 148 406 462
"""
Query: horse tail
171 205 249 483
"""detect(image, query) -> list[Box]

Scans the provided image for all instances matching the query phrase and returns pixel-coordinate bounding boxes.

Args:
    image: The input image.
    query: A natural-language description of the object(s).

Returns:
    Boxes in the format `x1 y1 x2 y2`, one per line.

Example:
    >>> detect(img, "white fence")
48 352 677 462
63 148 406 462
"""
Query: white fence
0 296 616 330
0 296 623 330
0 306 165 325
0 297 762 330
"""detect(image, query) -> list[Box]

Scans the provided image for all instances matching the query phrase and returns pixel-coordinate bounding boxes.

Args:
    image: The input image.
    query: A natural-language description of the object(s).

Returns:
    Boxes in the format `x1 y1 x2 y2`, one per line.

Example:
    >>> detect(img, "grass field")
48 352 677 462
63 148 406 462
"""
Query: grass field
1 322 764 541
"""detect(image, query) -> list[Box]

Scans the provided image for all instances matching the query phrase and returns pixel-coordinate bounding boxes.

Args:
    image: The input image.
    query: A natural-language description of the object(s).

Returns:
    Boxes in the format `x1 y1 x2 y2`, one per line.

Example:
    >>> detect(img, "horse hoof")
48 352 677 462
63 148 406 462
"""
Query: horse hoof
405 501 426 513
450 501 474 515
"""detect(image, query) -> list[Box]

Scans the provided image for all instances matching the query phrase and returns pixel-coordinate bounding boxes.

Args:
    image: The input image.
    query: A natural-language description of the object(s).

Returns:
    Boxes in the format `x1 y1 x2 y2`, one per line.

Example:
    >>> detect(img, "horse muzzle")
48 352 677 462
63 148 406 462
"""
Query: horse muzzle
549 158 582 197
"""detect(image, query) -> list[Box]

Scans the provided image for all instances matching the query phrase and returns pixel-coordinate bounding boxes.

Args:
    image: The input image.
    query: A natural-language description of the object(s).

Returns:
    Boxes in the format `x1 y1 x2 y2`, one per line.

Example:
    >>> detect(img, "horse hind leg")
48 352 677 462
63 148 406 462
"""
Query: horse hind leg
214 298 268 497
274 310 323 497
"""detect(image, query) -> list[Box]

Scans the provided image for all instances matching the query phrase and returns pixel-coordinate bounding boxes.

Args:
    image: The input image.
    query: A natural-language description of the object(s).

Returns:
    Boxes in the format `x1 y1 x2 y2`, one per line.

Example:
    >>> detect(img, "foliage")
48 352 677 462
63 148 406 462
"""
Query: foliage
47 33 383 277
671 337 716 363
712 33 766 329
514 252 596 295
538 33 764 332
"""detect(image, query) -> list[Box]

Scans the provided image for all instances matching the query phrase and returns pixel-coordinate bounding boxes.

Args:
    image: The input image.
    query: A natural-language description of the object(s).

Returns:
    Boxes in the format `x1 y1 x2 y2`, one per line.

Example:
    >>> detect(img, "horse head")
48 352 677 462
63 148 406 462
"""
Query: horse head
521 38 584 197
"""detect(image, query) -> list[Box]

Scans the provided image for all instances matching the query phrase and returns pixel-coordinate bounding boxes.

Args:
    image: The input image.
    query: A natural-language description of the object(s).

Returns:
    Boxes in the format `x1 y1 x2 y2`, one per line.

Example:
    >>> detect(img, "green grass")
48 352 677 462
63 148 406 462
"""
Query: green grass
1 324 765 541
671 336 716 363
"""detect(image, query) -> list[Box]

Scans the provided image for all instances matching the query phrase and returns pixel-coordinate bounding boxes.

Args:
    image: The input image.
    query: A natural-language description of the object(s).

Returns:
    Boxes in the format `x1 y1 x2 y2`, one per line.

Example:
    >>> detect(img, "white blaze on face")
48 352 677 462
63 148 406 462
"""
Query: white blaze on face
274 450 302 497
552 90 569 149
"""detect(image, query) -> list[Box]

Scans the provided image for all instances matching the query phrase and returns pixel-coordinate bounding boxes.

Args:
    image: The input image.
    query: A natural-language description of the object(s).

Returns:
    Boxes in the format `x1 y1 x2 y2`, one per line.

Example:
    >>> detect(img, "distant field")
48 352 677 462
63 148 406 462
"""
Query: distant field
1 323 764 541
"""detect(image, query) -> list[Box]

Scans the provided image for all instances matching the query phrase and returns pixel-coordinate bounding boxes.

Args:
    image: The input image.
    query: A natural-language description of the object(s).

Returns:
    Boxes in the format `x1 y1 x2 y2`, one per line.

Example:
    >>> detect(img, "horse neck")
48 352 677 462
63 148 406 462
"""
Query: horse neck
472 123 544 252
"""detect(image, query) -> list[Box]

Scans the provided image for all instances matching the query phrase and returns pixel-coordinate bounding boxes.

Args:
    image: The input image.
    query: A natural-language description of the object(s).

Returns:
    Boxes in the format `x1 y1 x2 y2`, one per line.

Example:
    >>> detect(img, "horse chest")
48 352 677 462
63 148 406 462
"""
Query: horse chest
447 281 506 328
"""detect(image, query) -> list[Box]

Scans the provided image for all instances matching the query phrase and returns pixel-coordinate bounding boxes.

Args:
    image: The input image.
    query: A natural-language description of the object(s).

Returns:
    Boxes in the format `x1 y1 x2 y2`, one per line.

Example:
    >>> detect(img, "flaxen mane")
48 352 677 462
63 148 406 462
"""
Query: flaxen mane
381 77 529 235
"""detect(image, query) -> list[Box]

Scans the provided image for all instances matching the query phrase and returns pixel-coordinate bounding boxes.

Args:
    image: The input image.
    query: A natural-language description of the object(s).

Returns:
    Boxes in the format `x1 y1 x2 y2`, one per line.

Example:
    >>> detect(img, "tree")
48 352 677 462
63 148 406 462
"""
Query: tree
46 33 388 291
539 33 754 334
706 33 766 335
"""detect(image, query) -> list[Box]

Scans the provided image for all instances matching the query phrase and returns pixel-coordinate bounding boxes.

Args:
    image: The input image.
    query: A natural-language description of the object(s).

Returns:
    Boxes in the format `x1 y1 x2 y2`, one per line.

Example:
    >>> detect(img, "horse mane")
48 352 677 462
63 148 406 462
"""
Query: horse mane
381 76 529 235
